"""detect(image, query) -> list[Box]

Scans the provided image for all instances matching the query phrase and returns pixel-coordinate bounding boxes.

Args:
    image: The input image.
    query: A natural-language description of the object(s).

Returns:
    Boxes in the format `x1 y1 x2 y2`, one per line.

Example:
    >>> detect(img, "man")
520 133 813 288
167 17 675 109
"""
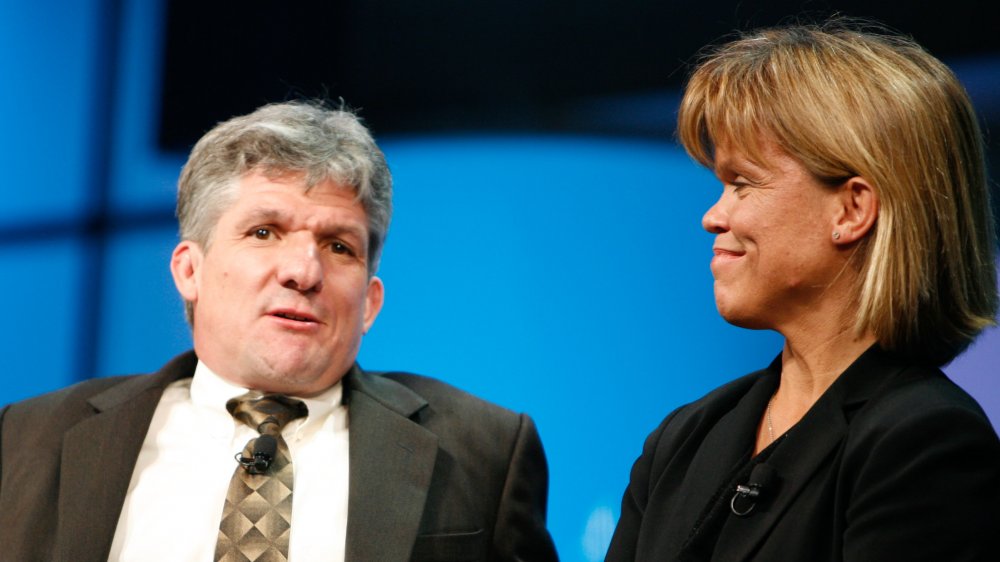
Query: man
0 102 558 561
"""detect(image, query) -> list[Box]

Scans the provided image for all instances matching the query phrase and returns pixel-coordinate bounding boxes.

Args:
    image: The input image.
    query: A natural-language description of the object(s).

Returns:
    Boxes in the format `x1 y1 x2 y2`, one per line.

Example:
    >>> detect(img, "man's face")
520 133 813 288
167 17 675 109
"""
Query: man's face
171 171 383 396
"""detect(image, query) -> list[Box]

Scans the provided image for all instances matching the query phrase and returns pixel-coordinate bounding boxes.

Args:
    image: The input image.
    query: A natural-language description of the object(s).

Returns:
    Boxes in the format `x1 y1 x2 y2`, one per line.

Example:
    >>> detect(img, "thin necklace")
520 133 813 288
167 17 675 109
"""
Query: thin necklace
766 395 775 443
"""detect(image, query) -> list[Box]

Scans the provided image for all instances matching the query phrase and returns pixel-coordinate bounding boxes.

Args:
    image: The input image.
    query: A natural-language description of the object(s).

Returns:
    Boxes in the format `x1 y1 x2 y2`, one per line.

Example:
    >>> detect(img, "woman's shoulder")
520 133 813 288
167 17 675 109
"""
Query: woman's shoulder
852 361 994 433
675 370 767 419
834 360 999 558
639 368 770 453
842 359 999 469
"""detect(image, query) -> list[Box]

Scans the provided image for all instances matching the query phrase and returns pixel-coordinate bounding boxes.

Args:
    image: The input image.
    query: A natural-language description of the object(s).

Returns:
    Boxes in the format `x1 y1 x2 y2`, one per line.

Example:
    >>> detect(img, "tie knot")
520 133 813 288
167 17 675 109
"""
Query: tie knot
226 392 308 436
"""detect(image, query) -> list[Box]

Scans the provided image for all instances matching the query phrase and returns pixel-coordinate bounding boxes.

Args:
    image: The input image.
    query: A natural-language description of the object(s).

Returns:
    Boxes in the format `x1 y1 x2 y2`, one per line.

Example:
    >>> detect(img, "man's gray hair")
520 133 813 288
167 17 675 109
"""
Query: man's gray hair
177 100 393 272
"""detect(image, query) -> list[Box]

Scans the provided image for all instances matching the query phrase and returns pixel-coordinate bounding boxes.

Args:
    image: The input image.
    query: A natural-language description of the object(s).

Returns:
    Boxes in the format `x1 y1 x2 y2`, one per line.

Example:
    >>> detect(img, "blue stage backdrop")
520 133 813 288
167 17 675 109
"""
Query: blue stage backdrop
1 2 998 561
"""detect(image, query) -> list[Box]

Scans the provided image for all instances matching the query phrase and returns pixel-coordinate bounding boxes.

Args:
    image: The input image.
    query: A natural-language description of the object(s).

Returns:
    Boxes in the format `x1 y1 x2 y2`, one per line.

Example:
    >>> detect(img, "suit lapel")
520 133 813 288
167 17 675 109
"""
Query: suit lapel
712 393 847 562
670 372 777 548
53 352 197 562
712 345 904 562
344 367 438 562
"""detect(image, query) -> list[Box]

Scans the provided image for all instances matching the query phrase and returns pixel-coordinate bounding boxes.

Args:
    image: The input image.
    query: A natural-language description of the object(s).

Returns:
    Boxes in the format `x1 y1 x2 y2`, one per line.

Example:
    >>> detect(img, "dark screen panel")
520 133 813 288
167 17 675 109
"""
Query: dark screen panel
158 0 1000 149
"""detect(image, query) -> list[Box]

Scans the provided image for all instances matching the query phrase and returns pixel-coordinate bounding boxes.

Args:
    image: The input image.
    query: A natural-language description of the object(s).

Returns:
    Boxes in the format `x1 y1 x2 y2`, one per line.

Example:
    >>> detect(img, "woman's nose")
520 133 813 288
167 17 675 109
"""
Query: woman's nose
702 195 729 234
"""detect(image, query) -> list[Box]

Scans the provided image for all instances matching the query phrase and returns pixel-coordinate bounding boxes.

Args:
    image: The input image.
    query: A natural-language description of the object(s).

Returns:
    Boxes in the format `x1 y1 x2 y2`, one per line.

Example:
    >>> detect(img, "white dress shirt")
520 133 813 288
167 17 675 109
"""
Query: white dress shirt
108 361 349 562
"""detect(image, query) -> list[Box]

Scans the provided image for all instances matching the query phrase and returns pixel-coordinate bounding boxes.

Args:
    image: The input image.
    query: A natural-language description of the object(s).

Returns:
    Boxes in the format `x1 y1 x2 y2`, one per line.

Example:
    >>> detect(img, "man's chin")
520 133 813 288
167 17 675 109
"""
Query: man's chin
243 374 332 396
235 353 325 392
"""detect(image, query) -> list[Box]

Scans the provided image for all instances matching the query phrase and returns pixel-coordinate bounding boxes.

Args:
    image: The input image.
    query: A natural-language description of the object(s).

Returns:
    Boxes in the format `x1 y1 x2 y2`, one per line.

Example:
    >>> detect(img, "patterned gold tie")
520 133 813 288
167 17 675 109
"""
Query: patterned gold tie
216 392 309 562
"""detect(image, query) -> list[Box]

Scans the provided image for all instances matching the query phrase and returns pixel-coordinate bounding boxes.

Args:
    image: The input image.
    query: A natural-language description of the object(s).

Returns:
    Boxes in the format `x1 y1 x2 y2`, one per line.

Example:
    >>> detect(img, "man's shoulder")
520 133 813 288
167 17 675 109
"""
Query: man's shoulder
358 369 519 420
350 368 527 443
4 375 136 416
0 376 145 449
2 351 196 427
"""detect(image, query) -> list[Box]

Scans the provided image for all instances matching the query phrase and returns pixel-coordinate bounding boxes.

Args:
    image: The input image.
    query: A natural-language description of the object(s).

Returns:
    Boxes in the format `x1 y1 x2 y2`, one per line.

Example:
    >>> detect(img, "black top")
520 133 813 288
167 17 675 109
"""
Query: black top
607 345 1000 561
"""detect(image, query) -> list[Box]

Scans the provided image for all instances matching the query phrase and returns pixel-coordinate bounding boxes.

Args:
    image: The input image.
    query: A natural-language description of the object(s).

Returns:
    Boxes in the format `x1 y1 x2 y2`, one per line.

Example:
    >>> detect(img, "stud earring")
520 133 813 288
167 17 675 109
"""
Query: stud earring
832 231 841 240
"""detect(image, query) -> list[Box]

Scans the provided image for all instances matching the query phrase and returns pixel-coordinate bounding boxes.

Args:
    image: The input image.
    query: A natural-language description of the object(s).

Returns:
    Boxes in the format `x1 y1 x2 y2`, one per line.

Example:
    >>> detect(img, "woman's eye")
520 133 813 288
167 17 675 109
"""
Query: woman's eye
731 181 754 196
253 228 271 239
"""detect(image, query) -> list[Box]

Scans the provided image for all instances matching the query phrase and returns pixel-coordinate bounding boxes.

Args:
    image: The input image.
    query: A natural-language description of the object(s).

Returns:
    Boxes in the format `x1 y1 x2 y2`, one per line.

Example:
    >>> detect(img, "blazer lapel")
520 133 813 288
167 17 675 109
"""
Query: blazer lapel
53 352 197 562
713 345 904 562
343 366 438 562
670 372 777 547
712 393 847 562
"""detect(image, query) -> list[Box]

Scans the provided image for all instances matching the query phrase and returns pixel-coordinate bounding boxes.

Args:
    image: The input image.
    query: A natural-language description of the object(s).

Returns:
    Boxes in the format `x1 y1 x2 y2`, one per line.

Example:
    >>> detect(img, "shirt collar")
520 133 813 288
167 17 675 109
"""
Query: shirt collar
190 360 344 436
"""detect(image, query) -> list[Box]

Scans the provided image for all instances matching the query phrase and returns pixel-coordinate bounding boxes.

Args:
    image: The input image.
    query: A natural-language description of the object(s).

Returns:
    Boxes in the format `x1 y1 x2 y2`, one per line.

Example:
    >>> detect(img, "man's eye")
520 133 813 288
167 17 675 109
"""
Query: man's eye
331 242 353 255
253 228 272 240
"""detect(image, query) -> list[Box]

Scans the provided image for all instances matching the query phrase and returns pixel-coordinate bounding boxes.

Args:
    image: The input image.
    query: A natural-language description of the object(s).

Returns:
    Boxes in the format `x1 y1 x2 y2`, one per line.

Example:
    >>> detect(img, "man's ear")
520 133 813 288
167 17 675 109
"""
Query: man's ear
171 240 204 303
832 176 879 244
362 276 385 334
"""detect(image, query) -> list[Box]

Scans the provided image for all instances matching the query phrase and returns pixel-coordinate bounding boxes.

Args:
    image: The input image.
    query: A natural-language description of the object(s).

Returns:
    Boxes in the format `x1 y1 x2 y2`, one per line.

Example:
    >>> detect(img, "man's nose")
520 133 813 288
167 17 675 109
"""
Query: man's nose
277 239 323 293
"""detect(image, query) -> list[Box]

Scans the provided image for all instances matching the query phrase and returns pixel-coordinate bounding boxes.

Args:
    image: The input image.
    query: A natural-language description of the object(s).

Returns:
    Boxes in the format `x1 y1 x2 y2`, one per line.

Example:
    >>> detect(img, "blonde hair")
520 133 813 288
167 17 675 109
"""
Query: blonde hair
678 22 997 365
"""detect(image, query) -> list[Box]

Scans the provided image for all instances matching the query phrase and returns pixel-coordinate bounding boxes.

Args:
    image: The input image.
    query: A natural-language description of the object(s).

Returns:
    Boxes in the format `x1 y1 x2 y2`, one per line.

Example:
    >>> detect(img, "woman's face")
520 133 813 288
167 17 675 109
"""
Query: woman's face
702 140 844 331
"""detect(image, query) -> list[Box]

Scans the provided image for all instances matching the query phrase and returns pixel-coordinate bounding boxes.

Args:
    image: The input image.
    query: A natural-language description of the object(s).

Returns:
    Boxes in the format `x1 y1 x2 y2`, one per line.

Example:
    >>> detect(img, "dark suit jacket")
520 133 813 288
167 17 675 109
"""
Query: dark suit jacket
606 346 1000 561
0 351 558 561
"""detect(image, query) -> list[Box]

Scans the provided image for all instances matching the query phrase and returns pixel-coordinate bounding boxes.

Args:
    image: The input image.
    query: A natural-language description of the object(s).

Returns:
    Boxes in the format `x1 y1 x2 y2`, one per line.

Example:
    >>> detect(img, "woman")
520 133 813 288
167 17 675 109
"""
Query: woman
606 22 1000 561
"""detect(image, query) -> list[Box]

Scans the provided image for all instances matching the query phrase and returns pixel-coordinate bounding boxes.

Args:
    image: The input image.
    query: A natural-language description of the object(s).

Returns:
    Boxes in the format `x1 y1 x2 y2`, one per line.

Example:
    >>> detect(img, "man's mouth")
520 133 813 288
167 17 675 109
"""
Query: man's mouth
272 312 316 322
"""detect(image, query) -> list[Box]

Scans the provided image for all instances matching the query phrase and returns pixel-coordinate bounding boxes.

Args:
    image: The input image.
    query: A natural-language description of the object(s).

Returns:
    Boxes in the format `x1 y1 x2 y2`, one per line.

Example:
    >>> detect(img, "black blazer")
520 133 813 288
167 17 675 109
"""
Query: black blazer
606 346 1000 561
0 351 559 561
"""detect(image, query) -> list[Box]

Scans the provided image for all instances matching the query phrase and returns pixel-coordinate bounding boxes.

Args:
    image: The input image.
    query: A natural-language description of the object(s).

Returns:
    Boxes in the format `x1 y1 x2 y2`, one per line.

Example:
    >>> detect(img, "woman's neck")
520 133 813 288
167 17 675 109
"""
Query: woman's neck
777 328 876 406
754 309 877 455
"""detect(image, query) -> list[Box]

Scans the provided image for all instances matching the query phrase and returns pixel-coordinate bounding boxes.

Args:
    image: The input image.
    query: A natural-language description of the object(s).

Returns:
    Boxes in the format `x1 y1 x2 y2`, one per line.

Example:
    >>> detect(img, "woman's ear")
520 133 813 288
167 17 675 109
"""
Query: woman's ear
832 176 878 244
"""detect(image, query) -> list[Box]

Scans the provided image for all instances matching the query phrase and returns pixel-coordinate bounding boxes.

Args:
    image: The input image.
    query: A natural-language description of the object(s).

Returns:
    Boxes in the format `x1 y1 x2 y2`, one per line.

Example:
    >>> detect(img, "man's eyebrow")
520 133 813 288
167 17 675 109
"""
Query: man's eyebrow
237 207 289 225
322 223 368 243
